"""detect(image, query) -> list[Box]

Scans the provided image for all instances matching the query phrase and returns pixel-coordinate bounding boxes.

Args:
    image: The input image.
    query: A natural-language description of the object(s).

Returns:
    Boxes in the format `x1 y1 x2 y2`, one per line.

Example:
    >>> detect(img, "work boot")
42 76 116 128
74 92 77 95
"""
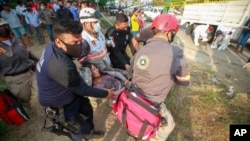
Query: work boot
91 131 104 139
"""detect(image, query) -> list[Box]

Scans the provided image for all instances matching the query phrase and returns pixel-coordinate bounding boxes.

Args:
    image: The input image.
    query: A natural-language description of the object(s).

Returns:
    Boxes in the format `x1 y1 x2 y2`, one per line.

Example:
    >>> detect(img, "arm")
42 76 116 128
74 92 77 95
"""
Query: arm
48 61 112 98
110 43 130 69
131 37 139 52
172 47 190 86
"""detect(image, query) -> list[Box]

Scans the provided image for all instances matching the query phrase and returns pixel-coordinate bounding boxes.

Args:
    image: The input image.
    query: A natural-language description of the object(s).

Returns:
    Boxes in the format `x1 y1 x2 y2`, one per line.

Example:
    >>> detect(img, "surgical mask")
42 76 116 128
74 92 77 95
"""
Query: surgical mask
40 6 44 10
93 22 101 33
60 40 90 58
0 26 11 38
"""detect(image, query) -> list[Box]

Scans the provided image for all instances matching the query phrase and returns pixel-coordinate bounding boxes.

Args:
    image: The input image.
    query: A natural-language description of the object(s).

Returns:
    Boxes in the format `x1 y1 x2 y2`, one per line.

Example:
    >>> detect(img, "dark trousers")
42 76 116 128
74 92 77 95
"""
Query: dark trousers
64 96 94 140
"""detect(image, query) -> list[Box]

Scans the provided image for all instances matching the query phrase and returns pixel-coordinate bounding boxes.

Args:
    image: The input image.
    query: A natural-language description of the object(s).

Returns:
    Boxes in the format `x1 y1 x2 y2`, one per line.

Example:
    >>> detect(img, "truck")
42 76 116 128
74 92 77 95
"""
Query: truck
179 0 250 41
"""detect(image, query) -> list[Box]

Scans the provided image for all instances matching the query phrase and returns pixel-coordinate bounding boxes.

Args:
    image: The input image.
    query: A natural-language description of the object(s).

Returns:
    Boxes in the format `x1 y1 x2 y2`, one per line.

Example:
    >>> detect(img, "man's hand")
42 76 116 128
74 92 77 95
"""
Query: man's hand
106 88 114 99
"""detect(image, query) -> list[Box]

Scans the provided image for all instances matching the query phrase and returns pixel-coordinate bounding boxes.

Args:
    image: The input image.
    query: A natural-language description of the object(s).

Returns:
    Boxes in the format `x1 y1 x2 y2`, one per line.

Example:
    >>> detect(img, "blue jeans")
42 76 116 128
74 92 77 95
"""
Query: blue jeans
46 24 54 41
237 32 250 51
131 31 139 37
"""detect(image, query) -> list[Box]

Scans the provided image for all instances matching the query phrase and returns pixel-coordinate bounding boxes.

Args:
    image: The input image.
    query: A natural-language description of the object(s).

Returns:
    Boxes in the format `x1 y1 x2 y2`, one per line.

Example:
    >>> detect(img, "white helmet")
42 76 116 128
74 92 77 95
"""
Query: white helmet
79 7 98 23
0 18 8 26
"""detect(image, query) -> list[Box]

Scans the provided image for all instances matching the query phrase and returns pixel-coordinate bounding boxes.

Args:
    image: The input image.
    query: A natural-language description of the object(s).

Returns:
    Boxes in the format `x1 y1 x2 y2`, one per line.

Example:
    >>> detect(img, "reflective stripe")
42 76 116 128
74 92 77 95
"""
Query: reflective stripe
175 74 190 82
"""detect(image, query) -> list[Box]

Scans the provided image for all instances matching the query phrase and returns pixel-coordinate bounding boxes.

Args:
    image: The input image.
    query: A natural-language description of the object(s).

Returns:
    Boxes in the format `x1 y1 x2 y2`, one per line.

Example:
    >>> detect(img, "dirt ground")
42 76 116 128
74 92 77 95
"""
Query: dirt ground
1 24 250 141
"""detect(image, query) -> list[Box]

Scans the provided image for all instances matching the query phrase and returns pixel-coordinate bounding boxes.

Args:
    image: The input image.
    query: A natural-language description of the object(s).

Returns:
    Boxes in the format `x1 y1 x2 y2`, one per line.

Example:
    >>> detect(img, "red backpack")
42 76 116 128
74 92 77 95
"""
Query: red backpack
112 89 161 140
0 89 29 126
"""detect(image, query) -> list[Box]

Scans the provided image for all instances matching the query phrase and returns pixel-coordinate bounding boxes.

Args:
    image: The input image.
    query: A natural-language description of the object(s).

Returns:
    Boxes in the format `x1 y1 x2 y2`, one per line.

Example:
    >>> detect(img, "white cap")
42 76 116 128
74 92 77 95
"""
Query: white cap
79 7 98 23
0 18 8 26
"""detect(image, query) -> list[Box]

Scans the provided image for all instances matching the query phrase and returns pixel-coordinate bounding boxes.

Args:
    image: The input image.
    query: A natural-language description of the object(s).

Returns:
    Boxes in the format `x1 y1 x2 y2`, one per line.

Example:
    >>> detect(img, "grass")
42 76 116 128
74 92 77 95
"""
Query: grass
165 63 250 141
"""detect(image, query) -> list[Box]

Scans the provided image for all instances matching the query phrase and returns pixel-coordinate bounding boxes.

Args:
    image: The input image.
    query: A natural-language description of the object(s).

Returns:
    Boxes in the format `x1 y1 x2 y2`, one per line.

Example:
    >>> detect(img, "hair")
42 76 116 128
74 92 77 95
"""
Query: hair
133 7 138 13
81 62 105 76
40 2 46 6
53 19 83 38
115 13 128 24
17 1 22 5
80 0 89 7
151 28 162 35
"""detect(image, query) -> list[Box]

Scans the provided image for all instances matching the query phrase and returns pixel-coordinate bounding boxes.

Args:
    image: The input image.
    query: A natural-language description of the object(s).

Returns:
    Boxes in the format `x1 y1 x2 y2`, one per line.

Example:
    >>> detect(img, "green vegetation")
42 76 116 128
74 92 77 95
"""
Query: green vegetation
166 63 250 141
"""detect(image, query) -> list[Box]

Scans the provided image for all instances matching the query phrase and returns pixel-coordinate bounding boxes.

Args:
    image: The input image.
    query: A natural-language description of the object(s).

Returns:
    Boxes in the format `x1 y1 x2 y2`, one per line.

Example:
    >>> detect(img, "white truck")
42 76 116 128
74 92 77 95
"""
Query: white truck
180 0 250 41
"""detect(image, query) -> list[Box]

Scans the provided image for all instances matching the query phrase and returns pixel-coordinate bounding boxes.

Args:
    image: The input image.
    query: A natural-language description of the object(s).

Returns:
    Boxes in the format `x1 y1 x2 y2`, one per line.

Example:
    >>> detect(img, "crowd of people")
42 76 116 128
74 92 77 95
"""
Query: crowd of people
1 0 249 141
0 0 99 48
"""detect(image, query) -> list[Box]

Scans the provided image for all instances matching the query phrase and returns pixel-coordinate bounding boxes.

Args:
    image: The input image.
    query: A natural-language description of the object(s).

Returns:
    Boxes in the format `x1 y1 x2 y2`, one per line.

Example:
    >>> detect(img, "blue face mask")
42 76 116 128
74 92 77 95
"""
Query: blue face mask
93 22 101 33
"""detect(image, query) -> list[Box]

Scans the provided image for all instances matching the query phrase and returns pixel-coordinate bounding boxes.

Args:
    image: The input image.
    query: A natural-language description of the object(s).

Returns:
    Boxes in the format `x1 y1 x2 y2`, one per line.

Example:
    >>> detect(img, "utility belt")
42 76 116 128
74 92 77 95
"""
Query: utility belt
4 67 31 77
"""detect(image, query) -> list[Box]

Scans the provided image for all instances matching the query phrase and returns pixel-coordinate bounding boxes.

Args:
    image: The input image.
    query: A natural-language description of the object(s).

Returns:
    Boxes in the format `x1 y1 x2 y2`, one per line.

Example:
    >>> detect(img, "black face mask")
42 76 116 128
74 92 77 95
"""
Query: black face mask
0 26 11 38
60 40 90 58
59 5 64 9
117 29 128 35
168 32 176 43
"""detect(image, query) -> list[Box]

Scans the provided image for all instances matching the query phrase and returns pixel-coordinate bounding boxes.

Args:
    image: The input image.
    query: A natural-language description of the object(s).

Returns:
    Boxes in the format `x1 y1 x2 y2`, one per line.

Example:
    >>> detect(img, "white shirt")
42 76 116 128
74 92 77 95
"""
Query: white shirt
81 30 110 64
15 5 26 15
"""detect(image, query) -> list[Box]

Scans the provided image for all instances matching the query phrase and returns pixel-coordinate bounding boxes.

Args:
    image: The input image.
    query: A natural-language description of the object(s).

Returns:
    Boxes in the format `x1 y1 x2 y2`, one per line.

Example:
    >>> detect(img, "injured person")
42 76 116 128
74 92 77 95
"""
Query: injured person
210 29 232 50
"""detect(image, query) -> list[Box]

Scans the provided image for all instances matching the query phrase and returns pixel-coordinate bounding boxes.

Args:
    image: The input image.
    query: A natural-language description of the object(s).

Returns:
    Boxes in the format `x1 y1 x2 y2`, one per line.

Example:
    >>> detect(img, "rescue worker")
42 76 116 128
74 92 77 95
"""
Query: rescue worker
131 14 190 140
105 13 138 71
0 18 38 109
78 7 111 71
36 19 114 141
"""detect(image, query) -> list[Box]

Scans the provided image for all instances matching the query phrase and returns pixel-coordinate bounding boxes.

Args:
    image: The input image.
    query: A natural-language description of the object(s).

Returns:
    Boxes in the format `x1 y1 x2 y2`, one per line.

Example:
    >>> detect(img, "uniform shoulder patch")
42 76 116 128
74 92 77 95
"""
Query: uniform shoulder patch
0 47 6 55
136 55 150 70
91 40 96 46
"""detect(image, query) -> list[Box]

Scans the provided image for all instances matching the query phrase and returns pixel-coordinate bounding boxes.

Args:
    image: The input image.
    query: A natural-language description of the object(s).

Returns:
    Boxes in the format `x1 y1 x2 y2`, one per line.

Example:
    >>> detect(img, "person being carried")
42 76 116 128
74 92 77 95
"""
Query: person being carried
82 62 128 95
36 19 113 141
131 14 190 140
81 62 129 107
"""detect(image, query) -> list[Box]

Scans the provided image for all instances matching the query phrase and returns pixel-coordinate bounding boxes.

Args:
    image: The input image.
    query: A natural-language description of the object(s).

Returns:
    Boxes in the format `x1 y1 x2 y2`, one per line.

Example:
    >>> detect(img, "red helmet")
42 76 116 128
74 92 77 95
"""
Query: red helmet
151 14 179 32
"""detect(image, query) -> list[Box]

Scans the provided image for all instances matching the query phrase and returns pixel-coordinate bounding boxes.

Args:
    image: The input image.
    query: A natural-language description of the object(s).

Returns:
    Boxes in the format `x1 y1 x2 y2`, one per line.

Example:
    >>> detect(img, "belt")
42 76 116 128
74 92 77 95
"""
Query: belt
4 67 31 77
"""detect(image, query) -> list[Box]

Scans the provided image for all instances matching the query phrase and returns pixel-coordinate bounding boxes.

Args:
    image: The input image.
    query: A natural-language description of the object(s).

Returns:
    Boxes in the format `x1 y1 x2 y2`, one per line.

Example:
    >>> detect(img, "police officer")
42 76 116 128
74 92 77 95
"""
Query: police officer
0 18 38 109
36 19 113 141
131 14 190 140
105 13 138 71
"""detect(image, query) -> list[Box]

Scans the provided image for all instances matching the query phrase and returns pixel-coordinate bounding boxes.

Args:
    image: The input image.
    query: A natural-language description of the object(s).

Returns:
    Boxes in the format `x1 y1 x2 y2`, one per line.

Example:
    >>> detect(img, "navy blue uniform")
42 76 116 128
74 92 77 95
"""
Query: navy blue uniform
36 42 108 137
105 26 133 70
